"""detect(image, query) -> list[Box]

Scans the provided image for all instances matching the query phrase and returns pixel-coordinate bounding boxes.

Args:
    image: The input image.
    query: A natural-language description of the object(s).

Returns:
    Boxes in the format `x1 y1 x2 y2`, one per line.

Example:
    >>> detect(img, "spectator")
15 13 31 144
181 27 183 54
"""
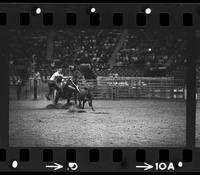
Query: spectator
15 77 23 100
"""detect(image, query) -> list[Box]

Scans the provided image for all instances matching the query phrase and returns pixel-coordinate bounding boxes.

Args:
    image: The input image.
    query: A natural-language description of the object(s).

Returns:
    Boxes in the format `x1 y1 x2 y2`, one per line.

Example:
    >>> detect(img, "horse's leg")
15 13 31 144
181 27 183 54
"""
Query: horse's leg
67 98 70 105
63 98 70 106
66 92 73 106
78 100 81 108
89 100 95 111
54 91 60 105
82 100 86 109
74 93 77 104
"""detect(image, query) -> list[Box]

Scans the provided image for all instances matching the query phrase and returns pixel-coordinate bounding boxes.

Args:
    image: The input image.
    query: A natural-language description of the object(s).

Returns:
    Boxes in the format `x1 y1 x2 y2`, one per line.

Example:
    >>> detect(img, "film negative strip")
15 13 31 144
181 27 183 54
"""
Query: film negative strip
0 3 200 172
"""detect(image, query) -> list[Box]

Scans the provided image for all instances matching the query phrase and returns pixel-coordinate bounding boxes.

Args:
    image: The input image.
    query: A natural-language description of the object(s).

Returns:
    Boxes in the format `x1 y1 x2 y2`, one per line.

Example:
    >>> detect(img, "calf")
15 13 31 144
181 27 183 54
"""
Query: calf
77 87 94 111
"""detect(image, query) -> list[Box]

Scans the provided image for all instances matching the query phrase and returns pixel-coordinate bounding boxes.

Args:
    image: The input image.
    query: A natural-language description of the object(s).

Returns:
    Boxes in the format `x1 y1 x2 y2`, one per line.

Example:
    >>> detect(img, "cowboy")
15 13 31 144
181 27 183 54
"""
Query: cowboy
46 68 67 100
46 68 79 101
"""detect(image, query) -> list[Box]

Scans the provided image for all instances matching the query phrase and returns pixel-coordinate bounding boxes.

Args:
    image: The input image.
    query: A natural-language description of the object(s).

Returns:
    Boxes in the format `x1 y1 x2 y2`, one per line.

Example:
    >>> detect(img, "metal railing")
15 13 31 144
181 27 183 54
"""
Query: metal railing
9 77 186 100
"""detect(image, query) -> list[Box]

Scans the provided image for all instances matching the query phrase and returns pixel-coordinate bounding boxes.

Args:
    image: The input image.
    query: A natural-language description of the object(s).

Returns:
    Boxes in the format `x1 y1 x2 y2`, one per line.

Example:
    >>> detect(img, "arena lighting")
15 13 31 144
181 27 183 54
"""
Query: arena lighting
145 8 151 15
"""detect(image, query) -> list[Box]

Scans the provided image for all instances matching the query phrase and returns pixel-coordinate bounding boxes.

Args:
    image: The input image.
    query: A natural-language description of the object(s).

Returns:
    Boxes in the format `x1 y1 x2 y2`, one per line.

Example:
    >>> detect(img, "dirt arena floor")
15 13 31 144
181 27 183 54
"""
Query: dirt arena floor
196 102 200 146
9 99 186 147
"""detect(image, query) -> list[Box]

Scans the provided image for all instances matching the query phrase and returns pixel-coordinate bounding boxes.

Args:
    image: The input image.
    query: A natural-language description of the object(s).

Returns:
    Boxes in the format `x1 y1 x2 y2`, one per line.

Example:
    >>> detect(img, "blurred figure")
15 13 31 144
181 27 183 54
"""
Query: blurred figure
45 68 79 102
15 77 22 100
46 68 66 101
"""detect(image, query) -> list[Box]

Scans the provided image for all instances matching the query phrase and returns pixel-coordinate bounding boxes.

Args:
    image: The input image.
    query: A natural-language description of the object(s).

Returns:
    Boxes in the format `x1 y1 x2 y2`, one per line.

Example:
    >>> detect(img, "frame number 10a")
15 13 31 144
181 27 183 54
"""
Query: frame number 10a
136 162 183 171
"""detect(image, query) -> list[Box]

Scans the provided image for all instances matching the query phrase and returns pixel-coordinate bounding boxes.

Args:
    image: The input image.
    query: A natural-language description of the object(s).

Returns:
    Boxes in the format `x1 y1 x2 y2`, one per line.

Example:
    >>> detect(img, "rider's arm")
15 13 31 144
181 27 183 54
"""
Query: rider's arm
56 73 68 79
62 76 69 79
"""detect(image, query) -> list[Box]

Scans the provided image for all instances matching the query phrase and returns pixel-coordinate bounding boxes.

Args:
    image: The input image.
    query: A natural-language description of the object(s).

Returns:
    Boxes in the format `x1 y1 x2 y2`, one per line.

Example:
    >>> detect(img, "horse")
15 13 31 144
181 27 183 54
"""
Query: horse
54 78 79 105
55 82 94 111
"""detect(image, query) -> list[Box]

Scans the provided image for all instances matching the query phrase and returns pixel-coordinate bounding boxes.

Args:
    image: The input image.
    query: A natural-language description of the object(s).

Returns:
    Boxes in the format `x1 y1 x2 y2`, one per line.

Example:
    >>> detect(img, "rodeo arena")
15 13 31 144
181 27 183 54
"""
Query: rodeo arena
8 29 198 147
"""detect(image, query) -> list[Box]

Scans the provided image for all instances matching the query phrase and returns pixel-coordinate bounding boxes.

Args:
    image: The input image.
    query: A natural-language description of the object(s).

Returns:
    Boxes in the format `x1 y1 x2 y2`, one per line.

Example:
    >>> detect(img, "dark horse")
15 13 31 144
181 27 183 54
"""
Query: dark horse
54 82 94 111
54 78 94 111
54 79 79 105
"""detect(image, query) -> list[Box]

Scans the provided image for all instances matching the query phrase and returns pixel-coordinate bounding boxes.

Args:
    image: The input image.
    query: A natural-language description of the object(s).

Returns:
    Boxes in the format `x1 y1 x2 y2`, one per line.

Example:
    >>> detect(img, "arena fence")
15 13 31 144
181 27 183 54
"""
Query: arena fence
9 76 187 100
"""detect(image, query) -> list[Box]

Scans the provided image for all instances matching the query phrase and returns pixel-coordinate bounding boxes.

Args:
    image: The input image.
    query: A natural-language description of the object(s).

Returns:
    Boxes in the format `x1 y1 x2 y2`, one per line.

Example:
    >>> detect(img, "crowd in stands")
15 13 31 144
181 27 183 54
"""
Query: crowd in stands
9 29 47 79
9 30 47 65
53 30 121 69
9 29 187 80
115 30 186 69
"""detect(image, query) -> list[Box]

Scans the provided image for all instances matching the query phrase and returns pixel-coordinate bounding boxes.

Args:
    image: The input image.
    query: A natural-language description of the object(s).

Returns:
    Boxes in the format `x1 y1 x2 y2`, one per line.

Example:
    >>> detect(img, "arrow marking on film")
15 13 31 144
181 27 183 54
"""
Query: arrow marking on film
45 162 63 170
136 162 153 171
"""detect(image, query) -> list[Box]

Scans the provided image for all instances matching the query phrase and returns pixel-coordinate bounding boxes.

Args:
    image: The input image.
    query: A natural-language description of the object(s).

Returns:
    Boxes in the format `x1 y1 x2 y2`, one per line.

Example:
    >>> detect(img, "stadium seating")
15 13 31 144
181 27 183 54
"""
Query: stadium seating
9 29 186 80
